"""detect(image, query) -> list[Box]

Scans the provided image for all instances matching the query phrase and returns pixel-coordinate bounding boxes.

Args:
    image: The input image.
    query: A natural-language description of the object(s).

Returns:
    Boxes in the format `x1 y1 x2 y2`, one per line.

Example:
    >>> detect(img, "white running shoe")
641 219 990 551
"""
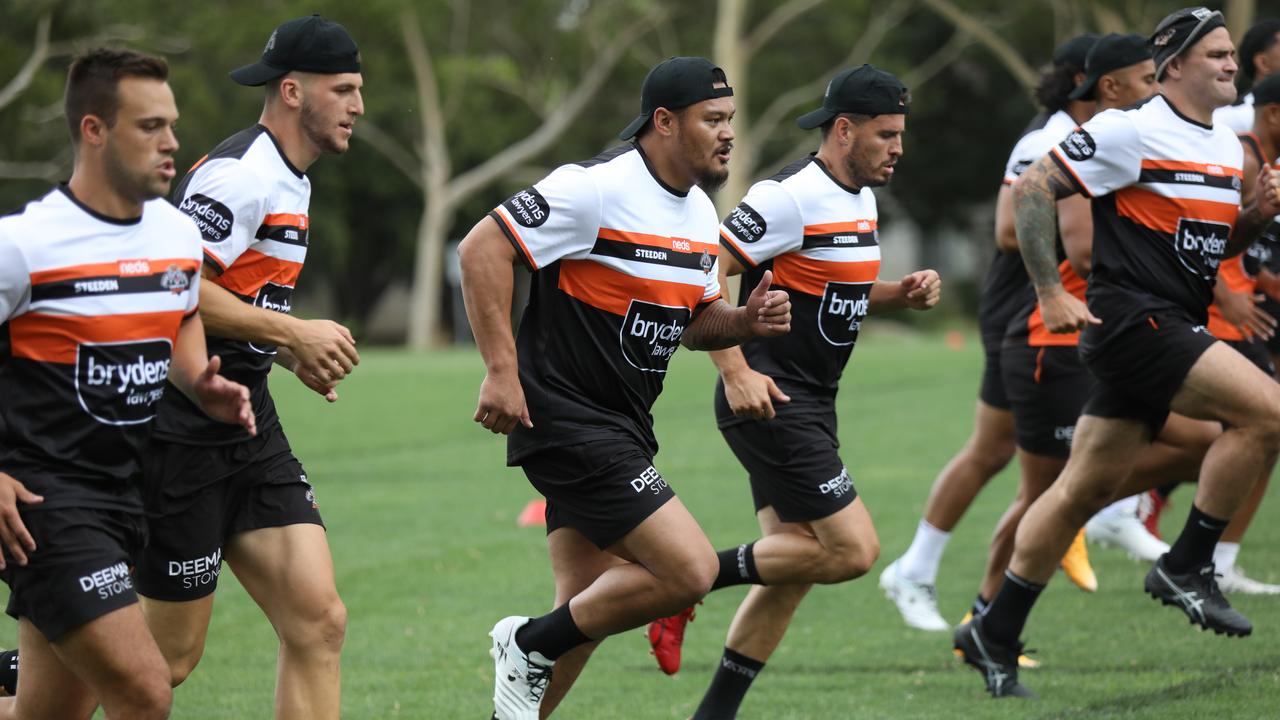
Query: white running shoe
490 616 554 720
1085 512 1169 562
879 559 949 631
1217 565 1280 595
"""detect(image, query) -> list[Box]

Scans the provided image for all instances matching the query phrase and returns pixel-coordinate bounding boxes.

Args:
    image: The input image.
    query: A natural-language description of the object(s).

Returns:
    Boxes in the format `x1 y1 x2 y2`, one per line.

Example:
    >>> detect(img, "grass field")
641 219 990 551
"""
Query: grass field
8 330 1279 718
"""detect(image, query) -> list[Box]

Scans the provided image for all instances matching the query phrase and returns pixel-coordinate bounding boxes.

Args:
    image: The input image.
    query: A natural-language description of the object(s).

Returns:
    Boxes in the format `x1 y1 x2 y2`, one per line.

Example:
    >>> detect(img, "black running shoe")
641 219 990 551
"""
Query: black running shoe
953 617 1034 698
1144 555 1252 637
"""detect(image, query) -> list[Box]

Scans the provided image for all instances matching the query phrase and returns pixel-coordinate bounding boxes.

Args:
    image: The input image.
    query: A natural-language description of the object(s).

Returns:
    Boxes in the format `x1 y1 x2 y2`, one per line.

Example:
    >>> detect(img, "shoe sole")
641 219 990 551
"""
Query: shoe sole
1146 591 1253 637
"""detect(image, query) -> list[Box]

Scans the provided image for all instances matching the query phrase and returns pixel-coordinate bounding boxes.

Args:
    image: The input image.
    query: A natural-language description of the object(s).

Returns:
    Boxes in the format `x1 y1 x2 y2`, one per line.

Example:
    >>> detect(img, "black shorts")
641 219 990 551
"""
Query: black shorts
2 506 145 641
1002 344 1095 458
1080 302 1216 438
1258 297 1280 355
135 426 323 602
720 411 855 524
978 332 1011 410
1228 337 1276 377
520 440 674 549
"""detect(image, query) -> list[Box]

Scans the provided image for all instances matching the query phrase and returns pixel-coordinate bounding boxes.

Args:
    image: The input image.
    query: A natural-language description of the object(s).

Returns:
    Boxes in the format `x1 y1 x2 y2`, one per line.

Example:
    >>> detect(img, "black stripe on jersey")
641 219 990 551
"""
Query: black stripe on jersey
1050 151 1092 198
1239 133 1265 167
590 237 709 270
767 156 813 183
574 144 635 169
802 231 877 250
29 269 197 302
1138 169 1240 190
255 224 309 246
720 236 755 269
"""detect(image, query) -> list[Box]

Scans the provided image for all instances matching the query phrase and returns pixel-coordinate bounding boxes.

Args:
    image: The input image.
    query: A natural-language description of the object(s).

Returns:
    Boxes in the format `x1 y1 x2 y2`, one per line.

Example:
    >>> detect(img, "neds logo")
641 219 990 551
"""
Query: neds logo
179 194 234 243
819 282 872 346
1175 218 1231 279
76 339 172 426
620 300 691 372
503 187 550 228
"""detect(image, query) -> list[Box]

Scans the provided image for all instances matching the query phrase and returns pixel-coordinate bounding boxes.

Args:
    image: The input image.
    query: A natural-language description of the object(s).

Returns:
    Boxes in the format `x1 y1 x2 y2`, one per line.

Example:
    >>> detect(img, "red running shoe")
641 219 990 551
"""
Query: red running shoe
648 604 697 675
1137 489 1169 540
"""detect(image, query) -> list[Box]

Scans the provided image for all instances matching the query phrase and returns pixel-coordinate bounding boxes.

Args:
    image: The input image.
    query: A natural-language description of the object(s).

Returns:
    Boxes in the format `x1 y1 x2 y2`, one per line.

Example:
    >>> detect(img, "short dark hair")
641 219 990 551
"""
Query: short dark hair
1240 19 1280 85
65 47 169 144
819 112 872 140
1033 63 1083 113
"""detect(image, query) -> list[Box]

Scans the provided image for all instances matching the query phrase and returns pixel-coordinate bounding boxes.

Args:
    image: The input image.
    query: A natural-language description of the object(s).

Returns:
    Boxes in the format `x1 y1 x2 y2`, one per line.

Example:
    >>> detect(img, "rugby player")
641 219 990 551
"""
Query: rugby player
647 65 938 719
135 16 362 719
880 34 1099 631
458 57 790 719
956 8 1280 697
0 48 254 719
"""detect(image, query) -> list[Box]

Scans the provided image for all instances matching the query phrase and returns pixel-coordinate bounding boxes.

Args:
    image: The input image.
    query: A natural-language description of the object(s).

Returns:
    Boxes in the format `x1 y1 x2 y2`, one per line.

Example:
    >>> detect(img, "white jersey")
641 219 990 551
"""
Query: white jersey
1213 92 1254 135
1002 110 1081 184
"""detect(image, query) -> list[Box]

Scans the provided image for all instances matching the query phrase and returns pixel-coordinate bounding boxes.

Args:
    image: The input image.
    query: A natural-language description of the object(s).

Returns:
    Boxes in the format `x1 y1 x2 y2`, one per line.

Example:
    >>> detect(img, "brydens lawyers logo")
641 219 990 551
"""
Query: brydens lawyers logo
725 203 766 243
1060 129 1096 161
76 339 173 426
1175 218 1230 280
179 194 234 244
248 282 293 355
819 281 871 347
620 300 690 372
503 187 550 228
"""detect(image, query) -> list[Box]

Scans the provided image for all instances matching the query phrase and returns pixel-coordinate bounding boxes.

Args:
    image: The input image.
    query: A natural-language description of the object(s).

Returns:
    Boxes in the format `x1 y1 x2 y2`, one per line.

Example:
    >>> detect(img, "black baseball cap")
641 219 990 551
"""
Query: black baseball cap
795 64 909 130
618 57 733 141
1150 7 1227 81
230 15 361 87
1254 72 1280 105
1239 18 1280 84
1054 33 1101 70
1068 34 1153 100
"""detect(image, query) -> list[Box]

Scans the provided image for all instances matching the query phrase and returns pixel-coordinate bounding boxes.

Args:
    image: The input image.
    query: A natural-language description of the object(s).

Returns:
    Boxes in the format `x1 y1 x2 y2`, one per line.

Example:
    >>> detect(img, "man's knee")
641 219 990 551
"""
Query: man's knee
166 644 204 687
667 549 717 607
817 536 879 584
281 595 347 655
101 665 172 720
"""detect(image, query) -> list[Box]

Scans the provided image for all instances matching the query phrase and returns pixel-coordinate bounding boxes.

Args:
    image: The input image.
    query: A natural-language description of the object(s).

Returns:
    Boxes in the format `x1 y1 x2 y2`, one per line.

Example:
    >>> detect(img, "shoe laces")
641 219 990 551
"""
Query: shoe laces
524 661 553 703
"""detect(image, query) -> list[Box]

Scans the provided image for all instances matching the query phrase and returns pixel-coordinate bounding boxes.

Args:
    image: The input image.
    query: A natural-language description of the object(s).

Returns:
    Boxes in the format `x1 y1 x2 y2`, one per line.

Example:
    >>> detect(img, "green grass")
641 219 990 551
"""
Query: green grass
9 330 1280 718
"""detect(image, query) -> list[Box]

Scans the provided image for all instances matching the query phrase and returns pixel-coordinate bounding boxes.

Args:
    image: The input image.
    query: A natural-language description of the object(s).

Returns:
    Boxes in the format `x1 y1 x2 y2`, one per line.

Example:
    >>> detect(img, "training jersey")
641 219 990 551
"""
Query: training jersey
490 144 721 463
0 187 201 511
1051 94 1243 326
979 110 1078 345
717 155 880 425
1209 133 1280 340
154 124 310 445
1213 92 1254 135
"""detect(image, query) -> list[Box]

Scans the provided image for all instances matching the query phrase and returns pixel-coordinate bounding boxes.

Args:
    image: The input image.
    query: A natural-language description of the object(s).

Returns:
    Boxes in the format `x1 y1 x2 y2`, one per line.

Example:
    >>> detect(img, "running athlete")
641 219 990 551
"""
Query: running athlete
1212 17 1279 133
134 16 362 719
0 48 253 720
646 65 937 719
956 8 1280 698
880 34 1099 631
458 57 790 720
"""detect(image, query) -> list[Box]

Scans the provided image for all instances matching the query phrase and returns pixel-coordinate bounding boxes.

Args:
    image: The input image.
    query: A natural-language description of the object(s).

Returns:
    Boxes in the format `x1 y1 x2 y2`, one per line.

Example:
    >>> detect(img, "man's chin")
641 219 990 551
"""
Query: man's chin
697 169 730 193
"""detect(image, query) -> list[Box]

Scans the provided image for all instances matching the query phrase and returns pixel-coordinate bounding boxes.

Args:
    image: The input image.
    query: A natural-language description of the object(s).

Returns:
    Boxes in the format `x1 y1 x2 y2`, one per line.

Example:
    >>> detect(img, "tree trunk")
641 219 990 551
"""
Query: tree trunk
715 0 751 216
407 190 452 350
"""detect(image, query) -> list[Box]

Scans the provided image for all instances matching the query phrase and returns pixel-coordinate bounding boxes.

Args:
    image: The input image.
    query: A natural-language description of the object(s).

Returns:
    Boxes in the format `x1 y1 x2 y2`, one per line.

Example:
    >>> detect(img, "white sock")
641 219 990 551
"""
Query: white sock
897 520 950 585
1214 541 1240 570
1096 494 1139 520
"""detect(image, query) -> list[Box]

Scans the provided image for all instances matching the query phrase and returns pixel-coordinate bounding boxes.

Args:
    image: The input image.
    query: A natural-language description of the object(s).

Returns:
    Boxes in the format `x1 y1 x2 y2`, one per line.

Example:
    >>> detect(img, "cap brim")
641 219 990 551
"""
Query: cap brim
1067 75 1097 101
796 107 835 130
229 61 290 87
618 113 651 141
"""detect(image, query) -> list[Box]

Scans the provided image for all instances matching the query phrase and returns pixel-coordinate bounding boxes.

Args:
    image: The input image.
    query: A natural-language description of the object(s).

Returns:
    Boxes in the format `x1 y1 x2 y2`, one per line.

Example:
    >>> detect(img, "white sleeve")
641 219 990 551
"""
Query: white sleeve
174 160 267 274
1048 109 1142 197
0 234 30 322
718 181 803 267
1002 130 1046 185
489 165 601 270
179 221 203 315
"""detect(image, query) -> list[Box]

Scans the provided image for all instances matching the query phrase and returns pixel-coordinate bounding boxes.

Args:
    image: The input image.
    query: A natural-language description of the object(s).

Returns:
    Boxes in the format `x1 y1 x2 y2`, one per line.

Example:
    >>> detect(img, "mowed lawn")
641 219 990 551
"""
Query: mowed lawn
6 330 1279 718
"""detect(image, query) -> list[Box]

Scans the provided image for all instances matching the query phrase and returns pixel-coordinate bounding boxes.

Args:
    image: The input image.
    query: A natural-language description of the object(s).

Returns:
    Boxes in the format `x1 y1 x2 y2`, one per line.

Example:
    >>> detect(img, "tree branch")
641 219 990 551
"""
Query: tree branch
401 9 452 192
901 28 974 89
745 0 825 55
920 0 1037 92
0 13 52 112
354 120 424 189
0 158 65 182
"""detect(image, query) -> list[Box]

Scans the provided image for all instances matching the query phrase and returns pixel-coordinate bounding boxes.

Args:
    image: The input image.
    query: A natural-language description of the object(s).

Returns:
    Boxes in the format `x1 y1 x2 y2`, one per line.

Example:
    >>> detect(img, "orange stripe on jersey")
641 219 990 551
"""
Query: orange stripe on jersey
1114 187 1238 234
598 227 718 255
214 248 302 296
9 311 185 364
558 259 705 316
188 154 209 173
1028 261 1087 346
1140 159 1244 178
803 220 877 236
262 213 309 230
493 211 538 271
1207 255 1254 341
29 258 200 286
771 254 879 297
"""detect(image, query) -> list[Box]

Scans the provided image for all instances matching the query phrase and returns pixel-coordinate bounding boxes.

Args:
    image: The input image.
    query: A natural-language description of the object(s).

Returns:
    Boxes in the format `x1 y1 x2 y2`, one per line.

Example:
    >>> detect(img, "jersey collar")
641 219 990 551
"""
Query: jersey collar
631 142 689 198
56 184 142 226
256 123 306 179
811 154 863 195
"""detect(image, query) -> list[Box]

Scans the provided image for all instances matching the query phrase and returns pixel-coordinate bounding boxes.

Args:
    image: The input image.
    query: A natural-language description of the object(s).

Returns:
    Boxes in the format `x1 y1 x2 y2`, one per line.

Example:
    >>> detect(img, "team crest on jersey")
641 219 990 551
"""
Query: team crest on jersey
700 249 714 274
819 281 872 346
1174 218 1230 280
76 339 173 426
1060 130 1096 161
620 300 690 372
160 264 191 294
724 203 767 243
503 188 550 228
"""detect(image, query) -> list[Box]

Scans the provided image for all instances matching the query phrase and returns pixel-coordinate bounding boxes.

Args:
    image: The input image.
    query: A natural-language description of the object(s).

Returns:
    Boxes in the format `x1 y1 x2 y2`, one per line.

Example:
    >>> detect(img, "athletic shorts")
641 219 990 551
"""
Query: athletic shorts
978 332 1011 410
1258 297 1280 355
1227 337 1276 377
1002 344 1095 458
2 506 145 641
720 410 856 524
520 440 674 549
1080 302 1216 438
134 426 323 602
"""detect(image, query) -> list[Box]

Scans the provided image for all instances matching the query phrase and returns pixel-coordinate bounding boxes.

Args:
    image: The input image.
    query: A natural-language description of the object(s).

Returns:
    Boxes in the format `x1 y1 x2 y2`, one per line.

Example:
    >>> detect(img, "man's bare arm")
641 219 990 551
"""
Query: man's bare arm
1012 155 1080 293
681 270 790 351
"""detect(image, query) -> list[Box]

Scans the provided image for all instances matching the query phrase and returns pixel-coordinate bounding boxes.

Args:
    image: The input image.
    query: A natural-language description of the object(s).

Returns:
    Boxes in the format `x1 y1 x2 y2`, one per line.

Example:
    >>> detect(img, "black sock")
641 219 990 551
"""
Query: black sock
691 647 765 720
982 570 1044 646
0 649 16 695
514 603 591 661
710 543 763 590
972 594 990 617
1164 504 1230 574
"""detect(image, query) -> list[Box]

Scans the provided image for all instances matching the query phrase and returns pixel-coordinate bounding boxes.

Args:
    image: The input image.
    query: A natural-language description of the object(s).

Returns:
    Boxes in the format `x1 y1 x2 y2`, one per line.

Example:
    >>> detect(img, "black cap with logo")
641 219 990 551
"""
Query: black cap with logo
618 57 734 141
1068 34 1153 100
230 15 361 87
1053 33 1101 70
795 64 909 130
1150 7 1227 81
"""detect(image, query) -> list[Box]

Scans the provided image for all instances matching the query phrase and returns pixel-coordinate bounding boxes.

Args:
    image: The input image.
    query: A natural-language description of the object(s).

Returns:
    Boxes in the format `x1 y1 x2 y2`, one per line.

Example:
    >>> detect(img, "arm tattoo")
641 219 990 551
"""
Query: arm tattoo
1229 203 1271 258
1013 156 1078 292
681 299 750 351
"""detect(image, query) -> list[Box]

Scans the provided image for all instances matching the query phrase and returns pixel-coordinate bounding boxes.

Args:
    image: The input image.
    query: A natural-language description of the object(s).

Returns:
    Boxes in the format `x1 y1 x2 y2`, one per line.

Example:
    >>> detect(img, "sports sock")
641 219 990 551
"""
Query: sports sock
690 647 766 720
1212 541 1240 572
972 594 990 617
514 603 591 661
0 648 16 695
711 543 763 590
982 570 1044 646
897 520 950 585
1165 504 1229 574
